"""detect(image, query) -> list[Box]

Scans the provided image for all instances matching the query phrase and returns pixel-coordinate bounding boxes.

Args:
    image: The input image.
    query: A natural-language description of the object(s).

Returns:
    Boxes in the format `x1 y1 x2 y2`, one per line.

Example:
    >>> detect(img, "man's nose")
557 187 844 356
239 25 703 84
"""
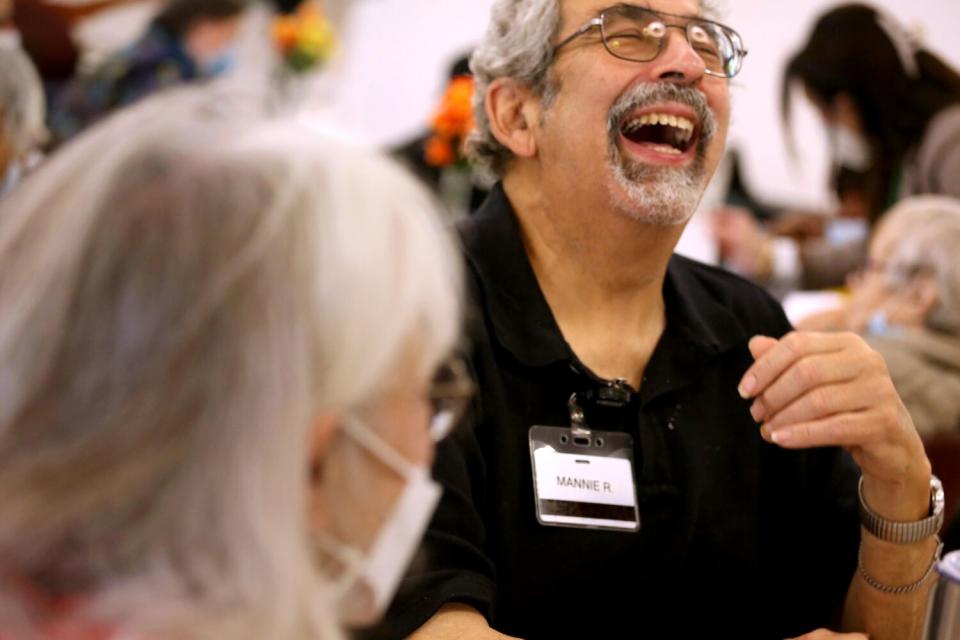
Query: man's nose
647 27 707 83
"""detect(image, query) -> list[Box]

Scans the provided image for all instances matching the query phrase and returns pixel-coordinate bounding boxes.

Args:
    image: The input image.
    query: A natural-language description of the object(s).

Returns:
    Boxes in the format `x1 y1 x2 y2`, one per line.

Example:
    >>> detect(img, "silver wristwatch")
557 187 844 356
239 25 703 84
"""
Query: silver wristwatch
858 475 945 544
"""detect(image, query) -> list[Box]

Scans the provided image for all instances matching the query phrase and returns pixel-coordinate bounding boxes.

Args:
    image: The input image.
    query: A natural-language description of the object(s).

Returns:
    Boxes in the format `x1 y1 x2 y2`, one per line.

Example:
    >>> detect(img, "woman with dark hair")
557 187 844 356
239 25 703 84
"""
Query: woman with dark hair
784 3 960 218
715 3 960 291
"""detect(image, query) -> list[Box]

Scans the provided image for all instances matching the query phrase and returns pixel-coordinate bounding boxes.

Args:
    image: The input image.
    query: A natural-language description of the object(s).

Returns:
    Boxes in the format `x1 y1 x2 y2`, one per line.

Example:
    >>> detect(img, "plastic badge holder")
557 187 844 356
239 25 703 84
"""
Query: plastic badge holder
528 392 640 532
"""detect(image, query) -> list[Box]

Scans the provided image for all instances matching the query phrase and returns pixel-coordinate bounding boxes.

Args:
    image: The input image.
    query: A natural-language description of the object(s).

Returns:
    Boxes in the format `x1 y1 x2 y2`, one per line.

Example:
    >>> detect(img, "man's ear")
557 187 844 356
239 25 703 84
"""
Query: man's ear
485 77 543 160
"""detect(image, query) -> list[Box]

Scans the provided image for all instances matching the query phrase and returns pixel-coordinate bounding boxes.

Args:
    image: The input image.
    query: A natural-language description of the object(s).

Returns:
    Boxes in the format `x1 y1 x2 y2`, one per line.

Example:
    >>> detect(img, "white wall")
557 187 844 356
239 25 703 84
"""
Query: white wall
322 0 960 210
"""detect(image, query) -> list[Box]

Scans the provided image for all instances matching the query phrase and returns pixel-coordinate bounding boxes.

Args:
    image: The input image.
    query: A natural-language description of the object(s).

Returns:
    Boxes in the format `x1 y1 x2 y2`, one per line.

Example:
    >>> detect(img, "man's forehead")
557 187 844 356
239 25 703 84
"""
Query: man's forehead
560 0 712 24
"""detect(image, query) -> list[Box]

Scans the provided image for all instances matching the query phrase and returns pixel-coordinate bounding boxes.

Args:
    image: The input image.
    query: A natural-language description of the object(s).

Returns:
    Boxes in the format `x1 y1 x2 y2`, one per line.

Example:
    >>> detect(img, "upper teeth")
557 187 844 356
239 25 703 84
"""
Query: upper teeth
624 113 696 136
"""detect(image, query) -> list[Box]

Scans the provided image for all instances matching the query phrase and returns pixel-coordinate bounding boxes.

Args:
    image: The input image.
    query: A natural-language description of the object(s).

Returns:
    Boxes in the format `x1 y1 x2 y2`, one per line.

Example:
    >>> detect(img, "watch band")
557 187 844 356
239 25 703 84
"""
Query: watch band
858 475 945 544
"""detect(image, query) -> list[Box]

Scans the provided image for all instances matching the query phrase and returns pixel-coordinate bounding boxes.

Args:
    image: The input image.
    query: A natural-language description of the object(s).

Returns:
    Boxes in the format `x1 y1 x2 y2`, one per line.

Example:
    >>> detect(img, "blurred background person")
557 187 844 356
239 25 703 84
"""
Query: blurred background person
48 0 250 146
0 86 465 639
797 196 960 436
0 46 46 200
796 195 960 540
714 3 960 292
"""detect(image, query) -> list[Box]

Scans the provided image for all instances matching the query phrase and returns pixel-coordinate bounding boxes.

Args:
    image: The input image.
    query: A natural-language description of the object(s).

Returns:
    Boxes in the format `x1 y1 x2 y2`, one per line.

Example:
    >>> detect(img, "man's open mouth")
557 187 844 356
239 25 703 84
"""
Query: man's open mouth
620 111 698 156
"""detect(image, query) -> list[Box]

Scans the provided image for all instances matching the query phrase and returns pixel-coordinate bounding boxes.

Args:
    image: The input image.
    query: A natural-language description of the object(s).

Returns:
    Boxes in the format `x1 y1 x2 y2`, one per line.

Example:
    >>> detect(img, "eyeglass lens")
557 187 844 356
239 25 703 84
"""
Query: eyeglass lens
601 6 741 77
428 359 474 442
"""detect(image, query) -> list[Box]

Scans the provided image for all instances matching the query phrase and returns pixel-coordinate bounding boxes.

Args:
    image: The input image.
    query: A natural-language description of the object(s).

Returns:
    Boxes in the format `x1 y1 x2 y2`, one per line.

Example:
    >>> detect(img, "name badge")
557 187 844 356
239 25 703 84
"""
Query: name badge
529 425 640 532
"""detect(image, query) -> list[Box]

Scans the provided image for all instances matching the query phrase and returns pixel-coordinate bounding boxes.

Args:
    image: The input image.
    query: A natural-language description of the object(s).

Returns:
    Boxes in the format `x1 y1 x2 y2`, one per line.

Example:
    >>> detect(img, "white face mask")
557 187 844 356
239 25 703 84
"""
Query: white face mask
196 46 236 78
316 417 441 627
825 217 869 247
829 124 873 171
866 308 903 338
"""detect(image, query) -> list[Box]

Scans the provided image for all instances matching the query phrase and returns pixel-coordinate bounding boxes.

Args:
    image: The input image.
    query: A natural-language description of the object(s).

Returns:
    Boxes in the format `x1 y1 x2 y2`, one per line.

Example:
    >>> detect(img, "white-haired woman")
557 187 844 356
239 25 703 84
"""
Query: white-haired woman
799 195 960 436
0 86 465 639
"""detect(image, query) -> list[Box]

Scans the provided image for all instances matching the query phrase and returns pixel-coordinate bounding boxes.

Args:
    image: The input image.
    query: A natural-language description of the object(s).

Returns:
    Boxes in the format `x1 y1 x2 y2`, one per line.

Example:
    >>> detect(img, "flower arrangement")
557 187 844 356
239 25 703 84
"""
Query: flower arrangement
272 1 336 73
424 75 475 168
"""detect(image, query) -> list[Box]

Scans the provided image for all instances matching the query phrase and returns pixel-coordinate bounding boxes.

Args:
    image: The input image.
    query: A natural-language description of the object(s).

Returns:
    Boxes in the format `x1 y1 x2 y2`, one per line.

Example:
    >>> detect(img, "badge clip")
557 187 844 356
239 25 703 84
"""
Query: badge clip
568 392 590 438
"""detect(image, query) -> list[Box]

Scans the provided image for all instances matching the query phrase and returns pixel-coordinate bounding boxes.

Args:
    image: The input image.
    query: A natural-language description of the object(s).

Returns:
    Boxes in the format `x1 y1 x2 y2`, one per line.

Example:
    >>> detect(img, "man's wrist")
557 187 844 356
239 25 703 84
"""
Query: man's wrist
860 465 932 523
859 473 943 545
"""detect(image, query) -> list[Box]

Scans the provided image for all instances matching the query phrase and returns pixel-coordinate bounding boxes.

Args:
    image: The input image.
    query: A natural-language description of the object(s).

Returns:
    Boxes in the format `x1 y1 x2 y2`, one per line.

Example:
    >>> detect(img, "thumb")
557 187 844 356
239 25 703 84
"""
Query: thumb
748 335 778 360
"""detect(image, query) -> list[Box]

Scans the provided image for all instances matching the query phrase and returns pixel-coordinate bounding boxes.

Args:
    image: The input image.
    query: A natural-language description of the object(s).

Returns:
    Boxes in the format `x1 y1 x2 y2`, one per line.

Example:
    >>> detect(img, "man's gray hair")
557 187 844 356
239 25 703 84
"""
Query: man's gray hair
0 86 461 638
0 47 47 158
881 196 960 334
467 0 561 182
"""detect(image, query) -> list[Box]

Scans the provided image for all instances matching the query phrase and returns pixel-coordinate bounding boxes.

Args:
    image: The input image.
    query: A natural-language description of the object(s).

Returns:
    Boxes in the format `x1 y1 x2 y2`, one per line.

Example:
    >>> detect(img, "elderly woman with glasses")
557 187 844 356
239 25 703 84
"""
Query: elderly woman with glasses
0 85 468 639
799 196 960 437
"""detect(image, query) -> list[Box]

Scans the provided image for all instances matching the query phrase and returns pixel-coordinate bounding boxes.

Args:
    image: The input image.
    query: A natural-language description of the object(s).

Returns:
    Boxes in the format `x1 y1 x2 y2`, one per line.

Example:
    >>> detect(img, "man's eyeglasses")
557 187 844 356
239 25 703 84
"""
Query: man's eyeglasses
428 357 475 442
553 4 748 78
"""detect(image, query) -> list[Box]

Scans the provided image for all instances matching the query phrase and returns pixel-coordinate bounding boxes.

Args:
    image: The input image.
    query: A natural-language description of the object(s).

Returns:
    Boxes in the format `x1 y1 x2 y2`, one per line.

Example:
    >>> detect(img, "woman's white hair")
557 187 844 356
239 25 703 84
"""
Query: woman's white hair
0 85 462 638
0 47 47 158
879 195 960 334
467 0 561 182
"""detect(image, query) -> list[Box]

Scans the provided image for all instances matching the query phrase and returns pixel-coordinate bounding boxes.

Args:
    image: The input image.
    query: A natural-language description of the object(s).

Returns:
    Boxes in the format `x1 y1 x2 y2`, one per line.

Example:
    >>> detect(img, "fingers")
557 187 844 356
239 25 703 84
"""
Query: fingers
743 333 929 515
739 332 853 400
748 335 778 359
740 331 897 449
760 410 881 448
749 353 868 425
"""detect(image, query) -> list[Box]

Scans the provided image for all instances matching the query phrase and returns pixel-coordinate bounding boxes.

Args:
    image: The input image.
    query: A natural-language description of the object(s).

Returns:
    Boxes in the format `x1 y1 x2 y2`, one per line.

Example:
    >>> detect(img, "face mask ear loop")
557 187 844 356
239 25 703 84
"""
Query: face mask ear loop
312 531 365 572
341 417 417 479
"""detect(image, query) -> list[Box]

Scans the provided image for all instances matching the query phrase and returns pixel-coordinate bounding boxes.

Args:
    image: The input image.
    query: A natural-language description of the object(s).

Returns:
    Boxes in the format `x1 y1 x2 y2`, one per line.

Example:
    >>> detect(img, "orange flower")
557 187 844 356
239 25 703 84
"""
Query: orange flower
272 0 336 71
432 112 460 139
272 18 299 53
447 76 474 109
426 74 475 163
425 136 455 167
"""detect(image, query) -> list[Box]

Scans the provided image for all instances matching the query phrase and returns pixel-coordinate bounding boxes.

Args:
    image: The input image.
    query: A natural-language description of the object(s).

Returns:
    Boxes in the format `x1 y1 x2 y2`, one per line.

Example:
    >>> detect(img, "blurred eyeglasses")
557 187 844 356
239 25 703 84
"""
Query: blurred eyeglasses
553 5 748 78
428 357 474 442
858 259 933 285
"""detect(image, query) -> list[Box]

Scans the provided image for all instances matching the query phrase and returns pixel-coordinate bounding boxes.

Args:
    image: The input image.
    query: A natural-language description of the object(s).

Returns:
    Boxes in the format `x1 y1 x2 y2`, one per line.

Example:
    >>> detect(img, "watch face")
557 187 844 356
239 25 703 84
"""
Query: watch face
932 476 945 517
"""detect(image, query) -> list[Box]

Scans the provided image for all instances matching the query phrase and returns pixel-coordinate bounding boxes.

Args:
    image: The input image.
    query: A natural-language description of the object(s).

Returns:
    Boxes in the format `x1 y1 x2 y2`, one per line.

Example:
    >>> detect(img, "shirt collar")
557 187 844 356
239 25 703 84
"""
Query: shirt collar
460 183 747 372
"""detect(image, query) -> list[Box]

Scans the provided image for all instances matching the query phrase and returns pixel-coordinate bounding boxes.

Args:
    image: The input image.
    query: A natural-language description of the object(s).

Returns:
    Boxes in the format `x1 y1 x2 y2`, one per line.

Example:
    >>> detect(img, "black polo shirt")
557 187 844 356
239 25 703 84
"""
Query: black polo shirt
366 185 860 640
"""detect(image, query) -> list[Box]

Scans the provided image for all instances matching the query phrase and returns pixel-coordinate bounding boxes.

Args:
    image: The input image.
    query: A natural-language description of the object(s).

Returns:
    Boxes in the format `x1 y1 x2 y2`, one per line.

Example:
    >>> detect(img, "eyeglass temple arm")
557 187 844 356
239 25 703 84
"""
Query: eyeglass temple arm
553 17 603 54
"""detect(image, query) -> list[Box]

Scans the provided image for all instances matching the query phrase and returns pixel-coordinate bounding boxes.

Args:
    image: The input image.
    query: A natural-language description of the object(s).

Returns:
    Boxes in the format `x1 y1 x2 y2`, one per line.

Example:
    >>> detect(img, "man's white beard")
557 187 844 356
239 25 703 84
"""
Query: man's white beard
607 155 706 227
603 82 715 227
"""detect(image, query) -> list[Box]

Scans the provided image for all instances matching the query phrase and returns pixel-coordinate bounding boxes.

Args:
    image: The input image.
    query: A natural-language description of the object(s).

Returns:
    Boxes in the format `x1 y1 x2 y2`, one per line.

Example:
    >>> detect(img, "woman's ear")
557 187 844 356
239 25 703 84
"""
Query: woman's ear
485 77 542 161
308 412 342 533
909 275 940 320
309 412 341 482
